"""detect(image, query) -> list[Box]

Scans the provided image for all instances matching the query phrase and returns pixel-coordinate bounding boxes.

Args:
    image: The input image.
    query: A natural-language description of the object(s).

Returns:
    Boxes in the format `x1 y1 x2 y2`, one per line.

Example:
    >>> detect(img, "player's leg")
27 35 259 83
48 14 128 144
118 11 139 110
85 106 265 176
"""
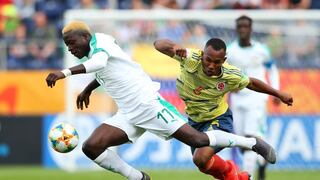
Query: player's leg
255 153 268 180
82 113 148 180
82 123 129 159
242 108 267 178
172 119 276 164
193 147 241 180
231 106 253 179
150 97 276 163
191 109 240 180
243 106 267 177
138 97 239 179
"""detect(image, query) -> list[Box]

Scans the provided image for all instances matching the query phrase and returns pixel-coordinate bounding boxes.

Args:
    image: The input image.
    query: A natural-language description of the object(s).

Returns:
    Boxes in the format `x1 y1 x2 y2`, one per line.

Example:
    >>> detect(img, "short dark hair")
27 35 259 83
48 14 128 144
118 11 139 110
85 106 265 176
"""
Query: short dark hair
236 15 252 26
205 38 226 52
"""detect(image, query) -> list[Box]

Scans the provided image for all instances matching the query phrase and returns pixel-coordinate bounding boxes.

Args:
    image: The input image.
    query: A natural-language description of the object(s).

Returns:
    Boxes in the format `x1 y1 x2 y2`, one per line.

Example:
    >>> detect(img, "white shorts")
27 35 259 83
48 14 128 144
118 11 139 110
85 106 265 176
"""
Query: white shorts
232 106 267 138
103 95 187 142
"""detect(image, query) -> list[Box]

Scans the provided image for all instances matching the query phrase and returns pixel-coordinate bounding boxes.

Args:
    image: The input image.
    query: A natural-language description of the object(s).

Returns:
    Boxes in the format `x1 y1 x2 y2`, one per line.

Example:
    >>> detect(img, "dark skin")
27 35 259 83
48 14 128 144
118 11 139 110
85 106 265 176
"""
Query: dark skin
46 31 215 160
46 31 91 87
236 18 252 47
154 39 293 169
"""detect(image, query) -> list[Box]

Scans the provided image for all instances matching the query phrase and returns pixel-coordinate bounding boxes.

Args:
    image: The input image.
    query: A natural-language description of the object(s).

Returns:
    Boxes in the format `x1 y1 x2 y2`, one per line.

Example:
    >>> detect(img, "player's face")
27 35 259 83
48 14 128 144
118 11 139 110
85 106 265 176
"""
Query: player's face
63 32 91 59
236 19 251 40
202 46 226 76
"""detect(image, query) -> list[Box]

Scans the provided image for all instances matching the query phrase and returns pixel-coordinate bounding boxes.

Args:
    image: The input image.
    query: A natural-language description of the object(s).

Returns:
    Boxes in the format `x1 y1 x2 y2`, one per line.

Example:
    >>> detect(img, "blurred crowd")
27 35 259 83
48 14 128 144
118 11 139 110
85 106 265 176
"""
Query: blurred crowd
1 0 320 70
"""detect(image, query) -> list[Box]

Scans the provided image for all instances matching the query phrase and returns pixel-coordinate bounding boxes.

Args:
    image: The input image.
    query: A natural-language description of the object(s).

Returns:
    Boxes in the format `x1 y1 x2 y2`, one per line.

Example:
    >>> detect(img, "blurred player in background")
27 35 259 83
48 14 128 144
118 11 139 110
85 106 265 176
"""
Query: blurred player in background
45 21 277 180
154 37 292 180
227 15 280 180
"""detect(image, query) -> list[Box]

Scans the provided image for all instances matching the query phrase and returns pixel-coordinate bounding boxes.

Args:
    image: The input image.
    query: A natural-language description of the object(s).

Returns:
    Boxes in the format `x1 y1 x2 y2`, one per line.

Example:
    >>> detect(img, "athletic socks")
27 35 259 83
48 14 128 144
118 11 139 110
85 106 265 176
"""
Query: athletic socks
243 151 258 176
199 154 230 179
205 130 256 149
94 149 143 180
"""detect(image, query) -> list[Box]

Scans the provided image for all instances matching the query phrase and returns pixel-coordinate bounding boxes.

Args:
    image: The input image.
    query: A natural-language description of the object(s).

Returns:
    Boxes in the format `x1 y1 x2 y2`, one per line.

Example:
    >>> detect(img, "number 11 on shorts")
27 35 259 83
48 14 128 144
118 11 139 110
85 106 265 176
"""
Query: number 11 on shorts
157 108 177 124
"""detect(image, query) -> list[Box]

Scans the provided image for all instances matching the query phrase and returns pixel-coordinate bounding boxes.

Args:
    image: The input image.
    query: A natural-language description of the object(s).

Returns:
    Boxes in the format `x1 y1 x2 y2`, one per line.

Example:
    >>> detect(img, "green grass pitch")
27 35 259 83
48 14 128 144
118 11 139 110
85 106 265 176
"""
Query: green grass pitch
1 166 320 180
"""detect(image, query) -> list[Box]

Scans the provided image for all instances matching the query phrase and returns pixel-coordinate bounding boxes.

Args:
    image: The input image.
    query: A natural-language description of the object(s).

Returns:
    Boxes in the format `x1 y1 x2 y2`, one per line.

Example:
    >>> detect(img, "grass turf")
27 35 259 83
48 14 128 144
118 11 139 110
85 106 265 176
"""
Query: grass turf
1 166 320 180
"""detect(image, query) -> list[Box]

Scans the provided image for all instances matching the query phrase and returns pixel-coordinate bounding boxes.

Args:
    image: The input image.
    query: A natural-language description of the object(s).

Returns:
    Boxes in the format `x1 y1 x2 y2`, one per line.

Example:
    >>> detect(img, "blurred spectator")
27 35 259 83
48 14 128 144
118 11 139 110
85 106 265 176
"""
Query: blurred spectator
14 0 35 30
182 0 221 9
261 0 288 9
231 0 262 9
74 0 99 9
152 0 179 9
310 0 320 9
288 0 310 9
264 26 286 67
187 24 210 47
7 24 30 69
35 0 68 30
113 22 140 53
28 11 58 69
0 2 19 39
139 21 158 42
262 0 310 9
35 0 67 20
285 20 319 68
118 0 151 9
14 0 35 20
158 20 188 42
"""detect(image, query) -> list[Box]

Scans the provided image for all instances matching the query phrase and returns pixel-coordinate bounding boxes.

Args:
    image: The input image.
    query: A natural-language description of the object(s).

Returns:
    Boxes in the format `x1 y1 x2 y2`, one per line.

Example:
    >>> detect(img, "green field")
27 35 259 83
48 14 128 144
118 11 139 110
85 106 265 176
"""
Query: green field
1 166 320 180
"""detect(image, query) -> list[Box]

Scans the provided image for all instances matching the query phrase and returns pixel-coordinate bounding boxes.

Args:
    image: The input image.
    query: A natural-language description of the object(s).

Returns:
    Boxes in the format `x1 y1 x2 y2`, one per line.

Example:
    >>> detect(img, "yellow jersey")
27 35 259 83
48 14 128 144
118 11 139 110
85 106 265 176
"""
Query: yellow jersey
173 48 250 122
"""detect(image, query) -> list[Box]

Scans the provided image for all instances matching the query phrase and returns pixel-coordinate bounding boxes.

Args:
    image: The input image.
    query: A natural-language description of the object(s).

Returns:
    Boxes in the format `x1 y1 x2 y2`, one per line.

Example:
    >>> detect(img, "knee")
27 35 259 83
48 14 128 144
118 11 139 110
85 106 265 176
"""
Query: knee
188 134 208 148
82 140 95 159
193 152 210 169
82 139 108 160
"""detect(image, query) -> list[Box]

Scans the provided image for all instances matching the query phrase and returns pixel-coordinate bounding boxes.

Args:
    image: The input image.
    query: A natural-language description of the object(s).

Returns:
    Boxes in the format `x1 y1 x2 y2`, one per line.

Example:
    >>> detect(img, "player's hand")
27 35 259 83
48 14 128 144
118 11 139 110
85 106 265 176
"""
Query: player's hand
272 97 281 106
77 91 91 110
46 71 65 88
174 46 187 58
278 92 293 106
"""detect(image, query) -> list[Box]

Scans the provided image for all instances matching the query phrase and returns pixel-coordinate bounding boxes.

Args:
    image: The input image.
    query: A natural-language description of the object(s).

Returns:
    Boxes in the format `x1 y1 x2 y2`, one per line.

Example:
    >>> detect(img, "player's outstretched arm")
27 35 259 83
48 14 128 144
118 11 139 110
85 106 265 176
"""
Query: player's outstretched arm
76 79 100 110
46 52 108 88
246 77 293 106
154 39 186 58
45 64 86 88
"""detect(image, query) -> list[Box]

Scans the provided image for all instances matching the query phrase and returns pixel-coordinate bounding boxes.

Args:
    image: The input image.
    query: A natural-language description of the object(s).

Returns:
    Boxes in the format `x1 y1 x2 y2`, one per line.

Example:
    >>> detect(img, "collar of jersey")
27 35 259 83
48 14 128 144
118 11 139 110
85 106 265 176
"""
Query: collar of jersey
88 33 97 58
199 66 223 78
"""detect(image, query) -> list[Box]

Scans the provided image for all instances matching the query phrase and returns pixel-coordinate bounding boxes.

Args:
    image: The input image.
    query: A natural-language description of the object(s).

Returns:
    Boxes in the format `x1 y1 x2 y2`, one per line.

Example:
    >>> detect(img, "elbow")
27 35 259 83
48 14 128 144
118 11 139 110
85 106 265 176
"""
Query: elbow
246 77 255 90
153 40 162 51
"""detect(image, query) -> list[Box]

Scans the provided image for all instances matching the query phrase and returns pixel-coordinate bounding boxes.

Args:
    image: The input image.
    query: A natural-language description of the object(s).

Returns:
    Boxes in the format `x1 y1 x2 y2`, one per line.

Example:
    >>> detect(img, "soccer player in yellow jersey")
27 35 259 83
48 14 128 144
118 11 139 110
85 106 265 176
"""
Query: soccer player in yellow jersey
154 38 293 180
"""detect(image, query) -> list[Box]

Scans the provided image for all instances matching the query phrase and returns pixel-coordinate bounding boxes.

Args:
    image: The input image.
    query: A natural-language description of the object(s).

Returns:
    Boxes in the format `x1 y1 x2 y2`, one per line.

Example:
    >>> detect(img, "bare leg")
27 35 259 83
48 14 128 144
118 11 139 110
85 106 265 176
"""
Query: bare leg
82 124 129 159
82 124 144 180
172 124 276 164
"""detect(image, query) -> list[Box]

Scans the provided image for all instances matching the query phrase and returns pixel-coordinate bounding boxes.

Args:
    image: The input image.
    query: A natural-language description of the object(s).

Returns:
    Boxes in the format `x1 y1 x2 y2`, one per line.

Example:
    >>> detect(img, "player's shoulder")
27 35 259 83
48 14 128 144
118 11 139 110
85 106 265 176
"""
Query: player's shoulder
94 33 115 42
187 48 203 60
222 62 243 78
182 48 202 73
223 62 241 71
94 33 119 51
252 40 270 53
227 41 238 50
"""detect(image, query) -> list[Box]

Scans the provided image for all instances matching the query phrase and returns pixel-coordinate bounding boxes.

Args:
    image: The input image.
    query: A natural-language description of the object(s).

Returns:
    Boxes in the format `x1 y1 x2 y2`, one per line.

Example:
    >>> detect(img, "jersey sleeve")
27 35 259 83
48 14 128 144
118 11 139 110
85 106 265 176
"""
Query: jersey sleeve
237 73 250 90
83 51 109 73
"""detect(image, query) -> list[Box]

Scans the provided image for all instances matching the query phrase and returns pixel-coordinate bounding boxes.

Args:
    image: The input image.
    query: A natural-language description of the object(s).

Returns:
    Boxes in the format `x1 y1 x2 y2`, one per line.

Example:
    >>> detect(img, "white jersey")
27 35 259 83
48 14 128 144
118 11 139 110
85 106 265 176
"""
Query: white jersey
227 40 279 108
83 33 160 113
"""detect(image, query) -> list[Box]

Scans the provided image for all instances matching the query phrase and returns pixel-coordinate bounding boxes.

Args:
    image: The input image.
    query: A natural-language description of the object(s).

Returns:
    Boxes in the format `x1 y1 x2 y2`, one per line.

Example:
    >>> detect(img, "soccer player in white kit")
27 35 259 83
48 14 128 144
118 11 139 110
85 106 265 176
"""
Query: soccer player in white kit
227 15 281 180
45 21 279 180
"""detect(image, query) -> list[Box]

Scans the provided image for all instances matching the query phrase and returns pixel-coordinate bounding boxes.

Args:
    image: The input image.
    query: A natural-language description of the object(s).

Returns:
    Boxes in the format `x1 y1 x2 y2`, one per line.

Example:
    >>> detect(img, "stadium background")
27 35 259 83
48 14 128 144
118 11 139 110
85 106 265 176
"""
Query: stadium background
1 0 320 180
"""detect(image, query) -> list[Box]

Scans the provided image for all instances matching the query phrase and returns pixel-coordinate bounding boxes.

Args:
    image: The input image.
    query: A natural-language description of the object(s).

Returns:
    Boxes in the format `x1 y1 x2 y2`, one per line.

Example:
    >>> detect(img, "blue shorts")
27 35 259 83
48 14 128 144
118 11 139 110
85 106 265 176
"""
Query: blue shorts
188 108 234 154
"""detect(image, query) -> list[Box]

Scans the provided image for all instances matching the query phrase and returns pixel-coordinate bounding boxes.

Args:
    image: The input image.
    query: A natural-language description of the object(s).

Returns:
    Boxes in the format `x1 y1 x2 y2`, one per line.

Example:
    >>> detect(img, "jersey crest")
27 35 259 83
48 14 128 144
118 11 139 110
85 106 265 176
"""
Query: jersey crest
216 82 226 91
